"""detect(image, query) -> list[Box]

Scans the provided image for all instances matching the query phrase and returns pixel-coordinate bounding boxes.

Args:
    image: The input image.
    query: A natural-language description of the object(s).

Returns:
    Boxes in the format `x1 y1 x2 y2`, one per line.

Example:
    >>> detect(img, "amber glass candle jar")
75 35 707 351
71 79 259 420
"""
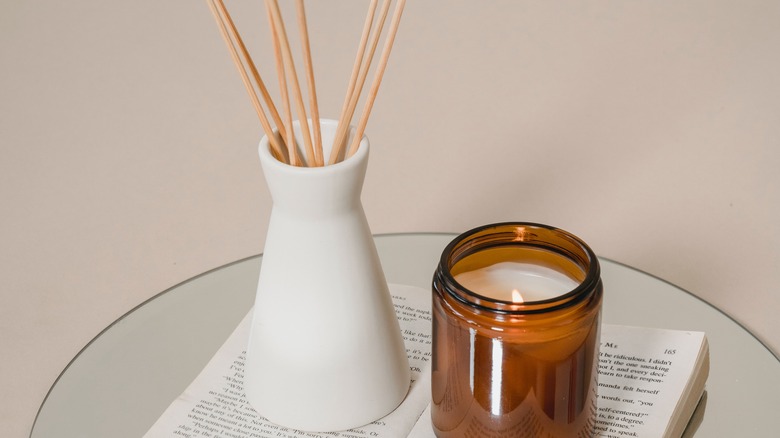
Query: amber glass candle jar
431 223 603 437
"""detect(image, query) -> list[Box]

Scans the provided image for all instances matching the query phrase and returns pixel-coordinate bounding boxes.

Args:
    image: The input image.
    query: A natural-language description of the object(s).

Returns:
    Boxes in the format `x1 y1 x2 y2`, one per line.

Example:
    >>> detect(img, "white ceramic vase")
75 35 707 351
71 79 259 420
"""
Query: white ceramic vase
245 120 411 432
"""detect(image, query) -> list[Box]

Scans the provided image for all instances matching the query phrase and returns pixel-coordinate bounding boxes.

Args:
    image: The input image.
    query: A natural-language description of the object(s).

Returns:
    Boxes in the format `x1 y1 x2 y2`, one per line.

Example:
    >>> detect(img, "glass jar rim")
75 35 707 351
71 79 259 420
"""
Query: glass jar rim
437 222 601 314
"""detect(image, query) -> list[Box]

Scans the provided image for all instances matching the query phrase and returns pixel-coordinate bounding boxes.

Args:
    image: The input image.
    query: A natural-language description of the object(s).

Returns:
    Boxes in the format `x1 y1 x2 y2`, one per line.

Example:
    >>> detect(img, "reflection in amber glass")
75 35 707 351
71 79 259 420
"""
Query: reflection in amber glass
431 223 602 437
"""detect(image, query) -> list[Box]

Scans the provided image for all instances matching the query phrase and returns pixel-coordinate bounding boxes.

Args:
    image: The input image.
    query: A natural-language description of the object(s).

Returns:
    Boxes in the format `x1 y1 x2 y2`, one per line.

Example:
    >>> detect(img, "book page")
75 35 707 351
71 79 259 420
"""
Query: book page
143 284 432 438
407 405 435 438
145 284 706 438
408 325 707 438
595 325 707 438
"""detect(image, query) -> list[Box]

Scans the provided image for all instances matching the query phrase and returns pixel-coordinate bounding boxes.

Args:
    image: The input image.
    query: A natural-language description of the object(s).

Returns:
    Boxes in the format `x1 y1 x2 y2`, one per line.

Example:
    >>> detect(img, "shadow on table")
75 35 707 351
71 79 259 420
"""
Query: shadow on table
682 391 708 437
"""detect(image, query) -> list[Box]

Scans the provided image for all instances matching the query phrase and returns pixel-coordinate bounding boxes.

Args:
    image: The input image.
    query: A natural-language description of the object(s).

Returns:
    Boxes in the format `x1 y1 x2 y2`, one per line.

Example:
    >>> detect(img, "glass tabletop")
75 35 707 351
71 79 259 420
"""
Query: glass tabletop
30 233 780 437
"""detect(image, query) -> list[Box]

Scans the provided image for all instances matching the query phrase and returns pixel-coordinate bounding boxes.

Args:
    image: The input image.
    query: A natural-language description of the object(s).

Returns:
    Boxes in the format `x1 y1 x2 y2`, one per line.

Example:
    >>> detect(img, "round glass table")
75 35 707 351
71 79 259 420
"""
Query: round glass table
30 233 780 437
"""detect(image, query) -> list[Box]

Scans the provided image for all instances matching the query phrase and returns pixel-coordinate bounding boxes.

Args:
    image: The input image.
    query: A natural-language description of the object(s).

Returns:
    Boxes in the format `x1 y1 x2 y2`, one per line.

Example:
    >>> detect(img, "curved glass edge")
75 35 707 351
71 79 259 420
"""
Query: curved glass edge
597 255 780 363
29 254 262 437
29 232 780 436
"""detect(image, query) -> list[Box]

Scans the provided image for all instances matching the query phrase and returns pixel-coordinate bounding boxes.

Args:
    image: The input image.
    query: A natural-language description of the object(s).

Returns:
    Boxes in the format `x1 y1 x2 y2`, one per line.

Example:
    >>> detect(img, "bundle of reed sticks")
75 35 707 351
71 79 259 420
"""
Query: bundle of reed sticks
207 0 407 167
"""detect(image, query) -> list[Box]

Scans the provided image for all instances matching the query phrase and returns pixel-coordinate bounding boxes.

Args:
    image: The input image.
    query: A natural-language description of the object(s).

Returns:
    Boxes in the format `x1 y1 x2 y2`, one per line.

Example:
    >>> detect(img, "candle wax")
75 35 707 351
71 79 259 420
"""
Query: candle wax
454 261 579 302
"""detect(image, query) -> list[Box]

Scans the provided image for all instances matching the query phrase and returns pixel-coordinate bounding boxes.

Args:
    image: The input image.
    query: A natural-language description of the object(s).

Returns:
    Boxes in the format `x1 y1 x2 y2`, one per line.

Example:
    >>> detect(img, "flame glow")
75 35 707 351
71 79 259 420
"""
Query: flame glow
511 289 524 303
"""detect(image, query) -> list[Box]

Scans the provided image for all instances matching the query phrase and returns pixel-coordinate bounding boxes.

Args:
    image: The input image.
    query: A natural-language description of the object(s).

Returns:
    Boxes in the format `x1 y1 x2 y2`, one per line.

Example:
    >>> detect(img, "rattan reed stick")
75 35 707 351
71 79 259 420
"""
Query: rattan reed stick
295 0 323 166
331 0 392 163
207 0 286 160
329 0 379 164
267 0 316 167
265 1 300 166
347 0 407 159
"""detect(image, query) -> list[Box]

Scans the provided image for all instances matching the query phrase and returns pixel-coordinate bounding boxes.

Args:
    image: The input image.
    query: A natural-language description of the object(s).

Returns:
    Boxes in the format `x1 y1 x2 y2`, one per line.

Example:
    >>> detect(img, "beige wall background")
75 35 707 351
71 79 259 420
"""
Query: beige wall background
2 0 778 436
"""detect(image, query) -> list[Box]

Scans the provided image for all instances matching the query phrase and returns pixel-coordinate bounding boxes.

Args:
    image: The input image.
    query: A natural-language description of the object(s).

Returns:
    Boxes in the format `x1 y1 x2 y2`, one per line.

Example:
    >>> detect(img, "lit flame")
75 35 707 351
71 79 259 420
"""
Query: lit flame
511 289 524 303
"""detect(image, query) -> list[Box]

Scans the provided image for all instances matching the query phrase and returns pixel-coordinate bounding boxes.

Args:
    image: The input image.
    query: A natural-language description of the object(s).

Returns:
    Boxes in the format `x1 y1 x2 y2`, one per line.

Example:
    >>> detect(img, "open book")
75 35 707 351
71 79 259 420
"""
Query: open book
143 284 709 438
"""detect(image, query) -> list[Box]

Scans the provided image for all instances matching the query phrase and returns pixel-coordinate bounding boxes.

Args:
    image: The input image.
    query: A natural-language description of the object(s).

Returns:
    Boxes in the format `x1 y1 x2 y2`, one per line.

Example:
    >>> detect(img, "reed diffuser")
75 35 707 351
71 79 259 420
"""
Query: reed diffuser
207 0 406 166
206 0 410 432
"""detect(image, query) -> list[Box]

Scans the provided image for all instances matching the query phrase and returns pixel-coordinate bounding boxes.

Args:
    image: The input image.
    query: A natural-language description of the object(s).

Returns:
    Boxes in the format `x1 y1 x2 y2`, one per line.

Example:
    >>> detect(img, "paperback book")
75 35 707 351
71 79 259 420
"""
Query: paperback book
143 284 709 438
